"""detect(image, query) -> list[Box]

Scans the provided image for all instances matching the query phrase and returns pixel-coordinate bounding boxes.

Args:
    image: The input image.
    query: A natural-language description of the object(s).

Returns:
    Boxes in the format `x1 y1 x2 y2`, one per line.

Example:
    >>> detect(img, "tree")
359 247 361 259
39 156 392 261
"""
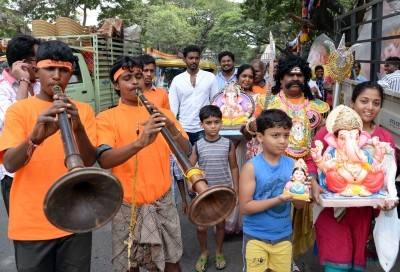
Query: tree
0 0 28 37
143 5 193 53
240 0 356 56
208 8 259 63
12 0 101 25
98 0 145 27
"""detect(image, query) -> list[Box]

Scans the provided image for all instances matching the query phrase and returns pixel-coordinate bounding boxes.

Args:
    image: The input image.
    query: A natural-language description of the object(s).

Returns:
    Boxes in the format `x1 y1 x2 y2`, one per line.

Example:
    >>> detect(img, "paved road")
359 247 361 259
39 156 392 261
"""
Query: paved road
0 191 397 271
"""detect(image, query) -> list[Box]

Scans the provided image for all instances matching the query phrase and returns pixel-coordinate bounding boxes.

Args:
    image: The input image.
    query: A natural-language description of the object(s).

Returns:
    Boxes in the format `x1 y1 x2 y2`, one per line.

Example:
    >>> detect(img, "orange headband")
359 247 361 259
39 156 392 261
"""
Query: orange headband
36 60 72 71
113 67 142 81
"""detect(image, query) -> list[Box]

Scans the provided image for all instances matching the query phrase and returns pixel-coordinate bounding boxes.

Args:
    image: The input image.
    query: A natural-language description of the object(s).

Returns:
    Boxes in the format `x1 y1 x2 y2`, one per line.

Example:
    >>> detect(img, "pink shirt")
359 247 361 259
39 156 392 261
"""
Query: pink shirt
0 69 40 178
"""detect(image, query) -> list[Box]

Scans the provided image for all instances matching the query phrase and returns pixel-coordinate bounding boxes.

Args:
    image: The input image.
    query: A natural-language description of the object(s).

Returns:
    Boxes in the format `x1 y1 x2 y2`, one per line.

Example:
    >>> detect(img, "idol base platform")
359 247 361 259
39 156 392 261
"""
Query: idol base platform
319 191 398 207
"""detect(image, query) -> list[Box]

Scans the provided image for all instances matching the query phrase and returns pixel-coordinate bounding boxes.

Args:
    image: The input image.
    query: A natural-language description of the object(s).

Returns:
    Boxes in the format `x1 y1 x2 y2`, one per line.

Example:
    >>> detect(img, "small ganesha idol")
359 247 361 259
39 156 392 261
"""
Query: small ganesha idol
311 105 385 197
283 159 310 201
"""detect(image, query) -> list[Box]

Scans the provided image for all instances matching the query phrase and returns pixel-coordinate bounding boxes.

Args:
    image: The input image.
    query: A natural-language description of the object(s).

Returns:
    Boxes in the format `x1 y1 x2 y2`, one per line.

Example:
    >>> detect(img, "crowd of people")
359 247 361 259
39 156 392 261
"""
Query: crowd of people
0 34 399 272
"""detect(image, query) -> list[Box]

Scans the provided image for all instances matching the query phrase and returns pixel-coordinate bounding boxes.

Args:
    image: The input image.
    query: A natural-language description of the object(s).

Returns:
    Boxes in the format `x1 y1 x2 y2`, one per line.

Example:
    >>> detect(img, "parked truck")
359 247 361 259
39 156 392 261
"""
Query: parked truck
37 34 142 114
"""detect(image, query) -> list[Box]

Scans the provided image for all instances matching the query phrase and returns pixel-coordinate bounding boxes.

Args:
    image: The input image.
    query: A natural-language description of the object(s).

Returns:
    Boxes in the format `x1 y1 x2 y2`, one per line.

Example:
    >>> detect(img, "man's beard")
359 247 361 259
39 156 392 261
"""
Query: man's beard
221 66 234 73
285 80 304 91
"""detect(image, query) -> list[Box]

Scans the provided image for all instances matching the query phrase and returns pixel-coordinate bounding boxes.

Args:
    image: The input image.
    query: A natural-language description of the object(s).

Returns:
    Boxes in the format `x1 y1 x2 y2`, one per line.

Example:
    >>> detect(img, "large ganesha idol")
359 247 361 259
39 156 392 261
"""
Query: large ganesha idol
211 83 255 129
311 105 385 198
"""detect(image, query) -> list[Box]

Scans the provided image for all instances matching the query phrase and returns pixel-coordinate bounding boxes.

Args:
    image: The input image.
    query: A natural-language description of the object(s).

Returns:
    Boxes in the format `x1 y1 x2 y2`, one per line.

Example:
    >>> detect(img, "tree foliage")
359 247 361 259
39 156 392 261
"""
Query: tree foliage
142 4 193 54
96 0 257 62
0 0 27 37
9 0 101 25
1 0 362 63
240 0 358 56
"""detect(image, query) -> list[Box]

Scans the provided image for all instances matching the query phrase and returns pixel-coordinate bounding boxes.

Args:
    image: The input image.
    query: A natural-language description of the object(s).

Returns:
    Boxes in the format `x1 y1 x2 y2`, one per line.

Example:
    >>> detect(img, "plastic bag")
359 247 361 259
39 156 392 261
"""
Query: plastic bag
224 205 242 235
373 209 400 271
373 143 400 271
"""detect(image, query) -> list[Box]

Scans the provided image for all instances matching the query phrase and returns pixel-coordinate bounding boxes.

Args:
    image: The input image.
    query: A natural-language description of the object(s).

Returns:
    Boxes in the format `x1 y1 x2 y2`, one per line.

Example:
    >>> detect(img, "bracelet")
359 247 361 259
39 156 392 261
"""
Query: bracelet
26 134 40 161
17 78 32 86
172 129 181 140
245 120 256 136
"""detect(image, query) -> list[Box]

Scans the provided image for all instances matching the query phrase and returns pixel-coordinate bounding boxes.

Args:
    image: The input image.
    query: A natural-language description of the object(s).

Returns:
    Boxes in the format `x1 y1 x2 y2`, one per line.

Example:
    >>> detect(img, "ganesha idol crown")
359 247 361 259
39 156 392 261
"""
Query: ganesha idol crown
325 105 363 134
294 158 308 173
223 82 242 97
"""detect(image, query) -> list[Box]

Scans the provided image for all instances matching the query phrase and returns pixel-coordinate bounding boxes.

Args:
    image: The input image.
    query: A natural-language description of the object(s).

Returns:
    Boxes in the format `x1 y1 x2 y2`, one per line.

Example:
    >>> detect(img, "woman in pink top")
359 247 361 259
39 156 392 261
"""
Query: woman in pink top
306 81 398 271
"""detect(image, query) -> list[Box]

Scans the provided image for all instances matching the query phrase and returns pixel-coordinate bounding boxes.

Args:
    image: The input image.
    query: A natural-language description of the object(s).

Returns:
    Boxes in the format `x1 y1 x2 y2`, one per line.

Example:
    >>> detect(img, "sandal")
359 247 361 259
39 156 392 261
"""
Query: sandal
195 255 208 272
215 254 226 270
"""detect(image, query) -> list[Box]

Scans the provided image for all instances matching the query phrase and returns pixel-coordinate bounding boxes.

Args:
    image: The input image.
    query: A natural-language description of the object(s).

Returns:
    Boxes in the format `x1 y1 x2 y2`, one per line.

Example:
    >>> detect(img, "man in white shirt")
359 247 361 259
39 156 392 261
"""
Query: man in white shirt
378 56 400 92
169 45 219 145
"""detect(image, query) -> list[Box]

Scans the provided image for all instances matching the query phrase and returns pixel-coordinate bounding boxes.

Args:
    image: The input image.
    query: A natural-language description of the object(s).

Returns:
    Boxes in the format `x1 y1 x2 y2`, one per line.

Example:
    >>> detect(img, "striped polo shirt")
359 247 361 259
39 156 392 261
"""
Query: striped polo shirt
195 136 233 187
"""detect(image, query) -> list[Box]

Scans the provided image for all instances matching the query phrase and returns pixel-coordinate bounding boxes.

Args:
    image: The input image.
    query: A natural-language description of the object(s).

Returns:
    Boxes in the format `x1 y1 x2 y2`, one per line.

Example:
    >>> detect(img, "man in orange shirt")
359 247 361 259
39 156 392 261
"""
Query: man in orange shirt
251 59 268 95
96 56 190 272
0 40 97 271
139 53 189 215
139 54 170 109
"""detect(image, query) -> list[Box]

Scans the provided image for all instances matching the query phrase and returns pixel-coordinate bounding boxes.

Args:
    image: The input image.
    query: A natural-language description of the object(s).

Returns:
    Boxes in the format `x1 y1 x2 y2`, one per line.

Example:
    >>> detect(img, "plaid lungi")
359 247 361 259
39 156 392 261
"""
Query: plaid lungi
112 190 183 271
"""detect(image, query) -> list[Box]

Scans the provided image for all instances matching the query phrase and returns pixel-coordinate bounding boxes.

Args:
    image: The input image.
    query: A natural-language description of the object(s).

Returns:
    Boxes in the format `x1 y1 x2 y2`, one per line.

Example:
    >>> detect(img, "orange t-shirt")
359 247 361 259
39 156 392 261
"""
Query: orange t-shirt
144 87 170 110
252 84 268 95
0 96 96 240
96 102 187 205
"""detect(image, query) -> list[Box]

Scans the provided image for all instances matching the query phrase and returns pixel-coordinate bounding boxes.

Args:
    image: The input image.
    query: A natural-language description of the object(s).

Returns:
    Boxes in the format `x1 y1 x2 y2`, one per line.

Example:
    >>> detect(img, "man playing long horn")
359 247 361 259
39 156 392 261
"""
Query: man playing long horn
96 56 191 272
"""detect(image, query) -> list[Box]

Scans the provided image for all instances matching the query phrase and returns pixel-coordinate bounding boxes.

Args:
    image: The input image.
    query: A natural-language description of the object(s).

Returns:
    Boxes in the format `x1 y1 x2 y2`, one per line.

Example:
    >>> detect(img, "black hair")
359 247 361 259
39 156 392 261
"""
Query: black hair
199 105 222 122
36 40 74 64
351 81 384 107
109 56 143 97
256 109 292 133
6 34 41 66
385 56 400 63
183 45 201 58
354 62 361 69
292 167 307 176
218 51 235 63
314 65 324 72
237 64 255 78
139 54 156 66
272 55 314 100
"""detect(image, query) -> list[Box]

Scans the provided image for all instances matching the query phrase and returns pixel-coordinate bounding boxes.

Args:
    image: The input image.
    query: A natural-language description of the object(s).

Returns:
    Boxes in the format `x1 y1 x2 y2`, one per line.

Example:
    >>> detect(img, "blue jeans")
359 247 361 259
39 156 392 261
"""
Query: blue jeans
187 130 205 146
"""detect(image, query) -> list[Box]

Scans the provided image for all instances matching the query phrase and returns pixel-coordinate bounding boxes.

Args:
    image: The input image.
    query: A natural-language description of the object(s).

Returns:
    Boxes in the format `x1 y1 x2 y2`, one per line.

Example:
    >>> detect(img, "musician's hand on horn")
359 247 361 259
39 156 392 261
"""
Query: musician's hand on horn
53 92 84 133
137 112 167 148
30 103 67 145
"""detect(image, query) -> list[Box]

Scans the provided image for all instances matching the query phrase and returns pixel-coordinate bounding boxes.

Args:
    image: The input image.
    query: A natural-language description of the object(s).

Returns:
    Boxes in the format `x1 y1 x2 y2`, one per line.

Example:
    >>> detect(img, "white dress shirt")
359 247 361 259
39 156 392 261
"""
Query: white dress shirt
169 69 218 133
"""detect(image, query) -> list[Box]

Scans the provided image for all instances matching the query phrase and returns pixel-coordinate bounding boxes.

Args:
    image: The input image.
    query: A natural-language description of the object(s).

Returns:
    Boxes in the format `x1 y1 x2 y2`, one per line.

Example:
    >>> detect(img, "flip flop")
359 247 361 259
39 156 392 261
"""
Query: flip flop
215 254 226 270
195 255 208 272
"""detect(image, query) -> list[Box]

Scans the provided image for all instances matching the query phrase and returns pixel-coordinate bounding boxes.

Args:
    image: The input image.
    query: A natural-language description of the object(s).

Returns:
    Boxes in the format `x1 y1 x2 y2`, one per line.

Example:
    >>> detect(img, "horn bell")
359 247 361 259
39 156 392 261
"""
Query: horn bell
43 167 123 233
188 185 237 227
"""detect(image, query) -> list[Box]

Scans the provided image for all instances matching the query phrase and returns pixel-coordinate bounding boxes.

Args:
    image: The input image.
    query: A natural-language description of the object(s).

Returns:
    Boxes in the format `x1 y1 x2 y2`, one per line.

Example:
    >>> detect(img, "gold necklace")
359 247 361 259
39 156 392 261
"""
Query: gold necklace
343 161 362 182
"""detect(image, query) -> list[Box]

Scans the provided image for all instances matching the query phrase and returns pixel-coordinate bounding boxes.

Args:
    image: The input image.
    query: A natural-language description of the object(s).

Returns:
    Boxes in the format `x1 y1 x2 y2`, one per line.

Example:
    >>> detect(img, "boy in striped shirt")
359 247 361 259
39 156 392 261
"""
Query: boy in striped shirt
189 105 239 271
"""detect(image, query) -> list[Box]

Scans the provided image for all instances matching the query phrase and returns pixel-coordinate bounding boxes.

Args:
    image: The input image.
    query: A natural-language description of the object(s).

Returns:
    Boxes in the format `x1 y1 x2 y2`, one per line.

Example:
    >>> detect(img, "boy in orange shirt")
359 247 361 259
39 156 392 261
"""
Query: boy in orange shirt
96 56 190 272
0 40 97 271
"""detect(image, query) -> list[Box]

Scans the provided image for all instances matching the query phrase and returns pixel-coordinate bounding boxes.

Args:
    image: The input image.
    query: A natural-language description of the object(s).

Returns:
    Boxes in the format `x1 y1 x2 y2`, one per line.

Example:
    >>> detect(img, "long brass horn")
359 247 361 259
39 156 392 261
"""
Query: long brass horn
136 89 237 227
43 85 123 233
